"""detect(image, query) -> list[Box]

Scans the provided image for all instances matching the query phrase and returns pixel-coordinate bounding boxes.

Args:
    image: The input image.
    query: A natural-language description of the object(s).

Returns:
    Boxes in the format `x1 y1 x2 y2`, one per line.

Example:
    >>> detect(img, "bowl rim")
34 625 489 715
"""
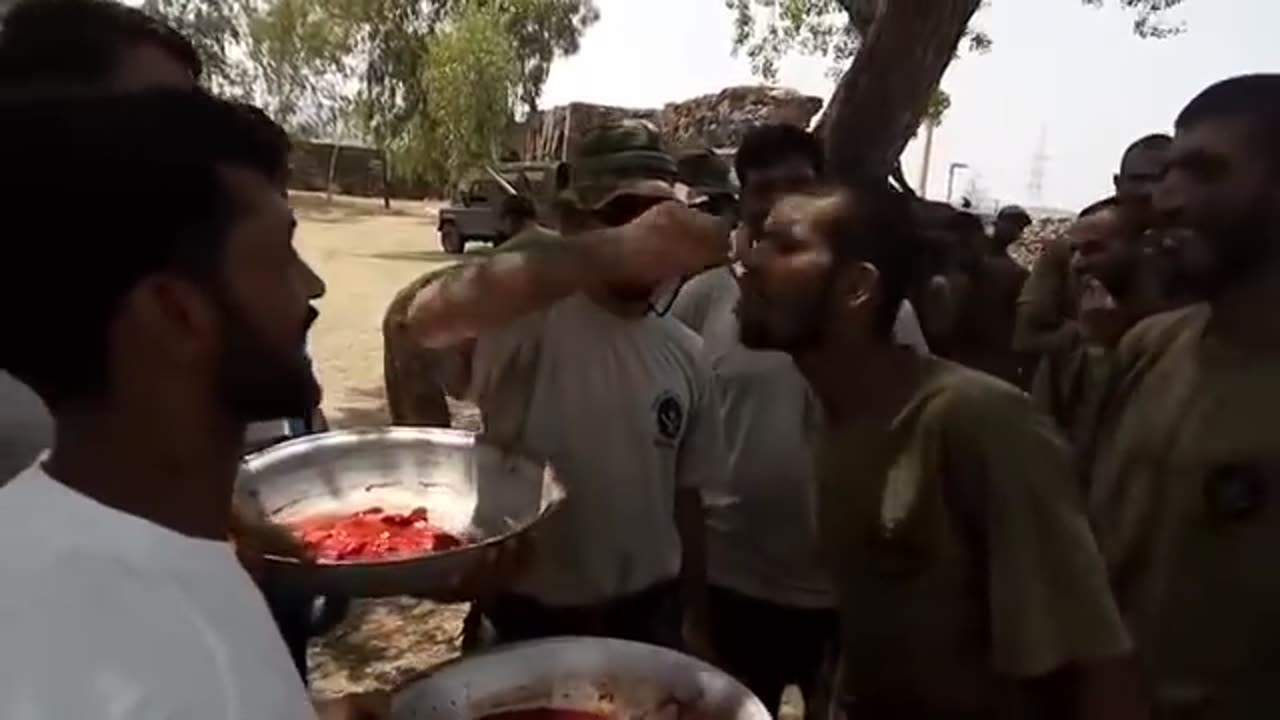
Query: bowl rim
395 636 770 717
238 425 564 569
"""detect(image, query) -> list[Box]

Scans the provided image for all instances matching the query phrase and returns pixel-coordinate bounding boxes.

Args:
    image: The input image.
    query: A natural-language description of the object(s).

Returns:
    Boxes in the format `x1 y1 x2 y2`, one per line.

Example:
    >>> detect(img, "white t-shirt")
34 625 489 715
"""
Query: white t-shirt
0 465 316 720
455 293 730 606
0 370 52 482
673 268 929 608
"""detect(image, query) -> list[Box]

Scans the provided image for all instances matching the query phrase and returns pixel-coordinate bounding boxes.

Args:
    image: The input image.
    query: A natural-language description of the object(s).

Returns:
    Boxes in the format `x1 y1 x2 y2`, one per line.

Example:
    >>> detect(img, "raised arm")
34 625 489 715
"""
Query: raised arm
407 202 730 349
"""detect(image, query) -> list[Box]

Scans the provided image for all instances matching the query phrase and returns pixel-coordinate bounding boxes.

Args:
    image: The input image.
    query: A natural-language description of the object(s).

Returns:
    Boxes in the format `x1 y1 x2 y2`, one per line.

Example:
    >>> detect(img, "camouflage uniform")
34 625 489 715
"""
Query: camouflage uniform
461 120 731 651
558 118 682 211
382 269 454 428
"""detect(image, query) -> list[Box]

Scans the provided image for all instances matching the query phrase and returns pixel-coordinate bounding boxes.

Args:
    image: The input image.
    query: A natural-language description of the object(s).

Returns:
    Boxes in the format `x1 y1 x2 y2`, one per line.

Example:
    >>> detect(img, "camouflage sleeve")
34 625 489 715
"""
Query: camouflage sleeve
383 270 454 427
948 386 1132 678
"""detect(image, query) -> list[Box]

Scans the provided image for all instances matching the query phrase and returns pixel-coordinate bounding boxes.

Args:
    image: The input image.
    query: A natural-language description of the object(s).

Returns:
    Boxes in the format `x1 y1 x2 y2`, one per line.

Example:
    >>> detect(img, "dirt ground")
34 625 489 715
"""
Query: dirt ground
290 191 477 697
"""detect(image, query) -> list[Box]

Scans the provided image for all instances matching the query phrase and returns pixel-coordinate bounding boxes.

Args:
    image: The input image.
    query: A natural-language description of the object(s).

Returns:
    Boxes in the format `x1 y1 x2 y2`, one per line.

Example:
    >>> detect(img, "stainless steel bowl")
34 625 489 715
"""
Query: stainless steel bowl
235 426 564 598
393 637 772 720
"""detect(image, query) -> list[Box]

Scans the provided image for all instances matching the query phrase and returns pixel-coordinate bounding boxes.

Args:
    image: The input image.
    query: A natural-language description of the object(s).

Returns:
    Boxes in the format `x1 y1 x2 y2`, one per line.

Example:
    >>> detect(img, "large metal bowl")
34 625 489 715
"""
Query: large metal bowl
235 426 564 598
393 637 772 720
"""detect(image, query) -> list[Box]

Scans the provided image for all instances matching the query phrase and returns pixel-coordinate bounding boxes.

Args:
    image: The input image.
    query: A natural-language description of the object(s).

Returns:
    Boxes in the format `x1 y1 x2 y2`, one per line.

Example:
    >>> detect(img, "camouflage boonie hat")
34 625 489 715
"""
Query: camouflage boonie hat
676 148 738 205
562 119 680 210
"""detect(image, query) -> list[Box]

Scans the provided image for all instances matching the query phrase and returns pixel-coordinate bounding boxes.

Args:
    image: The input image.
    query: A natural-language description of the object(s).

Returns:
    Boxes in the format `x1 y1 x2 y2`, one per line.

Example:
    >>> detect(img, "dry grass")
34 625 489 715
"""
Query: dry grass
291 191 482 697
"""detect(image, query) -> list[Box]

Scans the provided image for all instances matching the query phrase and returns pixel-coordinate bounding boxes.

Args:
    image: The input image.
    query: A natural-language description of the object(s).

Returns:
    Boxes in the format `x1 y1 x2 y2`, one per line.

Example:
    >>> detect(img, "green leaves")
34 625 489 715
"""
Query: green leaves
141 0 253 99
412 0 520 185
1081 0 1189 38
142 0 596 190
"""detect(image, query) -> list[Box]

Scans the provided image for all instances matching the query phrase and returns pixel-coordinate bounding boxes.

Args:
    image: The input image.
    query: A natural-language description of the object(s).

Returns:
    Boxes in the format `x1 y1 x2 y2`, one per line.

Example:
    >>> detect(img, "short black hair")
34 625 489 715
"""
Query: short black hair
1119 133 1173 170
809 184 920 338
997 205 1031 224
1077 195 1151 243
735 123 822 189
231 100 291 185
1176 74 1280 171
0 0 202 91
1080 196 1123 219
0 91 283 409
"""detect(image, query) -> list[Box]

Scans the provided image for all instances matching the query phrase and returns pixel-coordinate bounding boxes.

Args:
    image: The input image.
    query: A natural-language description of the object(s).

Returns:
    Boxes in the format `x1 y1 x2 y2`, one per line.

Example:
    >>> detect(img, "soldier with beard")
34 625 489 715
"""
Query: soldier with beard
1015 135 1173 360
407 120 731 648
735 183 1145 718
0 92 385 719
671 126 927 716
0 0 347 688
1087 74 1280 718
1031 198 1181 465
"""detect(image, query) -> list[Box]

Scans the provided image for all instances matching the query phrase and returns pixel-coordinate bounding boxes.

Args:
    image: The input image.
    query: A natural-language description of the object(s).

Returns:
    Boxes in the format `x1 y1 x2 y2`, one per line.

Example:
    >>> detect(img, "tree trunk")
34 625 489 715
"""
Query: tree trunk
821 0 981 185
325 143 341 203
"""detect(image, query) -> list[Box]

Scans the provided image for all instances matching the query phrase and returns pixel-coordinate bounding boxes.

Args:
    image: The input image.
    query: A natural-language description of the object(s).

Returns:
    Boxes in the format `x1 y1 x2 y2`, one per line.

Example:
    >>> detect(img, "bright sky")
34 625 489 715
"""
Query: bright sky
540 0 1280 212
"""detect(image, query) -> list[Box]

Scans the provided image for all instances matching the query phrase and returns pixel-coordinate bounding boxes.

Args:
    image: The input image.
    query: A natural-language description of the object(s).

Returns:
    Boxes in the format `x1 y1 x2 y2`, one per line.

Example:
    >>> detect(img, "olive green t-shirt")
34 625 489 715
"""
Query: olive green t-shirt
1089 305 1280 717
817 358 1130 716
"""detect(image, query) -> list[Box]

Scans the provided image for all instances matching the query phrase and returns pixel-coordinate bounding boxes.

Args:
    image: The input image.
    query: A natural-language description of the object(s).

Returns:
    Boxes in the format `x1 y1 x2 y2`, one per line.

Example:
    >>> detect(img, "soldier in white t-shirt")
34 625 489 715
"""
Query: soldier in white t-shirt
0 90 386 719
407 120 733 648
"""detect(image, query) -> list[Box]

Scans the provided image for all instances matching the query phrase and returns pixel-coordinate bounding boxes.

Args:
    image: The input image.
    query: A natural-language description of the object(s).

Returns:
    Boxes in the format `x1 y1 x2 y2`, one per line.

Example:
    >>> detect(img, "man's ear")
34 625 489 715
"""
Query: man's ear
833 260 880 314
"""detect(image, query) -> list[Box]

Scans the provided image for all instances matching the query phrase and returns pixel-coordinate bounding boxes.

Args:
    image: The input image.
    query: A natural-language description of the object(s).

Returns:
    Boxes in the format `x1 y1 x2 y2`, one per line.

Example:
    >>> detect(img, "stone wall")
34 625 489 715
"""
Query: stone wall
515 85 824 161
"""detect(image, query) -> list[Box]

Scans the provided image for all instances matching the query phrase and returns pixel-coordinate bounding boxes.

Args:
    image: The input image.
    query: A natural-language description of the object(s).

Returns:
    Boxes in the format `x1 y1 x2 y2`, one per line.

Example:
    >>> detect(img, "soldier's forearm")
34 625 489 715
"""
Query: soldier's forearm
406 229 618 348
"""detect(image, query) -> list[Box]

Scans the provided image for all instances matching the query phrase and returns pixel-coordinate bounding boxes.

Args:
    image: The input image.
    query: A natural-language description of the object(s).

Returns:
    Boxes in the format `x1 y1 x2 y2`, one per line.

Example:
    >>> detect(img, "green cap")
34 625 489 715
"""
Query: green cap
676 148 738 205
562 119 680 210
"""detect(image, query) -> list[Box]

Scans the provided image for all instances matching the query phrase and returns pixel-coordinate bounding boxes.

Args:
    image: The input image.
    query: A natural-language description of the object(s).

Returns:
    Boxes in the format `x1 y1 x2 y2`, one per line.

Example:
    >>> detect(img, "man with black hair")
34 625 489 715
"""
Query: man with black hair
0 0 201 91
671 125 926 715
0 0 200 479
1031 198 1178 464
1015 134 1173 359
1088 74 1280 717
0 0 345 684
0 91 385 720
407 120 731 648
734 122 824 236
737 184 1144 718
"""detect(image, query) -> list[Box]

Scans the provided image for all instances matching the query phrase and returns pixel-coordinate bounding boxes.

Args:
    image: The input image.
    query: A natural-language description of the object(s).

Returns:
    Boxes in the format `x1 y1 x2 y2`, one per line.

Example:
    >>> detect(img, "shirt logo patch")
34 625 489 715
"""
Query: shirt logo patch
653 391 685 445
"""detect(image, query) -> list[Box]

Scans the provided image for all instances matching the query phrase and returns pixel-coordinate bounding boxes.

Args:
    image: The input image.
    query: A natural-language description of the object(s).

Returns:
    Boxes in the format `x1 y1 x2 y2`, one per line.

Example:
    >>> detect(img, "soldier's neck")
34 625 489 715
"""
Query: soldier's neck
1210 263 1280 351
797 341 924 427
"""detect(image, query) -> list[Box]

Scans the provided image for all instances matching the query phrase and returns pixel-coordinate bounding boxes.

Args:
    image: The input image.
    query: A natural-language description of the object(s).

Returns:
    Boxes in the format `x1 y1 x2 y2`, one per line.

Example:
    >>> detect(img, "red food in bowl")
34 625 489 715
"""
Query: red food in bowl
288 506 463 562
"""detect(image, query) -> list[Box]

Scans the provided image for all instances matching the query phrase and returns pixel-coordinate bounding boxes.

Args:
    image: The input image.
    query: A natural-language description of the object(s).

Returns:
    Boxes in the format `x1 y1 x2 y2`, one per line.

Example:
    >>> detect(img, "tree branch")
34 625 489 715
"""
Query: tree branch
821 0 981 184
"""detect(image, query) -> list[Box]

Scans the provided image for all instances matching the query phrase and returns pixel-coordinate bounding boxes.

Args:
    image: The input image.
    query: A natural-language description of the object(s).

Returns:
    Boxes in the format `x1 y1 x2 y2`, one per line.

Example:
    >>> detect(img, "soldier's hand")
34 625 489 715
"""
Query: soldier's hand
414 534 534 603
606 201 731 287
229 498 311 579
1078 276 1127 346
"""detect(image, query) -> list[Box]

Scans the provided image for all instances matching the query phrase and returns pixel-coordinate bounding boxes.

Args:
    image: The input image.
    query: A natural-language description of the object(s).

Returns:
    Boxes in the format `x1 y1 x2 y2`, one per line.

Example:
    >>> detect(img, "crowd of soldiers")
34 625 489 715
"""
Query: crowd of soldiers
0 1 1278 719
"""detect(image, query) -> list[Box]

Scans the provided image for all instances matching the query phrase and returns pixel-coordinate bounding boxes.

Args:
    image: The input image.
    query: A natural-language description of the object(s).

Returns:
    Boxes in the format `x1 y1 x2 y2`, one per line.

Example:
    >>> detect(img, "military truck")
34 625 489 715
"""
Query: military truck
437 161 560 254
